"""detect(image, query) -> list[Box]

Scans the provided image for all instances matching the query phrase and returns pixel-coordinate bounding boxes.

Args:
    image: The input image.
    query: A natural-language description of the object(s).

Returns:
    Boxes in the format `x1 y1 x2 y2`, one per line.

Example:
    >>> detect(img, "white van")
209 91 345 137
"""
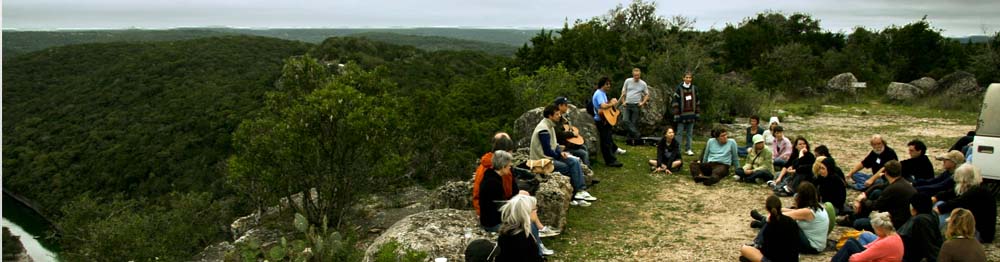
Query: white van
972 83 1000 181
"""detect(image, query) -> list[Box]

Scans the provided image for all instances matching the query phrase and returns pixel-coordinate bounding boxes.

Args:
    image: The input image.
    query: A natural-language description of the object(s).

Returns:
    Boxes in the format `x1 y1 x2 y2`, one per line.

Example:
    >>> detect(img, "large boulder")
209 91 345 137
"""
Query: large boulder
535 173 573 230
909 77 938 93
430 180 474 210
939 71 982 96
363 209 492 262
514 105 599 156
887 82 923 101
826 73 858 95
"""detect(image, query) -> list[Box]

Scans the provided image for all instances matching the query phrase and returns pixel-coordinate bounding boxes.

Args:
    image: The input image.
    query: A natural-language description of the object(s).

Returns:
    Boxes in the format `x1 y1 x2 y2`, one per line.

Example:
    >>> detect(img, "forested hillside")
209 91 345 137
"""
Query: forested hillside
2 29 236 57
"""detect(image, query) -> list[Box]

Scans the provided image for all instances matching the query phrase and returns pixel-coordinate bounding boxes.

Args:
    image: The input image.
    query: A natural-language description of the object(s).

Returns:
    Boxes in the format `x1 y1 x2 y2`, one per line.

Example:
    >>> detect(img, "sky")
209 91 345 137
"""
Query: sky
3 0 998 37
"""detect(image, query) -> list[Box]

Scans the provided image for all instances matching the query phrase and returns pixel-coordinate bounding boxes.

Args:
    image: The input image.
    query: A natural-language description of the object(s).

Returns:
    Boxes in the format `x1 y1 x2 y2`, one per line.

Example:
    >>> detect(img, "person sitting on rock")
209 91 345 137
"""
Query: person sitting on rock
553 96 590 167
914 150 963 196
478 150 555 256
739 115 765 157
473 133 558 237
530 104 597 206
496 194 546 261
690 126 740 186
847 135 899 191
735 134 773 184
770 136 815 196
648 127 683 174
739 195 800 262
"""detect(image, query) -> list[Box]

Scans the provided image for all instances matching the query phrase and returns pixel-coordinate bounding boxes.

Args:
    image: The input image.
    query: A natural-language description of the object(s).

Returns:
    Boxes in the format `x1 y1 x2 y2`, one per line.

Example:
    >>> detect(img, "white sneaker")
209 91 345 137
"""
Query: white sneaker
732 175 741 180
766 180 776 187
540 243 555 256
616 148 627 154
574 191 597 201
570 200 591 207
539 226 560 238
686 150 694 156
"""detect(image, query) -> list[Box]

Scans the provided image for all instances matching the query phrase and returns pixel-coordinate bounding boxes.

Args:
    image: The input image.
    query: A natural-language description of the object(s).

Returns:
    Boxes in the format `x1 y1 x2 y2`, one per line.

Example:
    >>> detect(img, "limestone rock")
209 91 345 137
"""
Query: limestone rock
826 73 858 95
363 209 492 262
535 173 573 230
514 105 599 156
191 242 234 262
430 180 473 210
939 71 982 96
887 82 922 101
909 77 937 93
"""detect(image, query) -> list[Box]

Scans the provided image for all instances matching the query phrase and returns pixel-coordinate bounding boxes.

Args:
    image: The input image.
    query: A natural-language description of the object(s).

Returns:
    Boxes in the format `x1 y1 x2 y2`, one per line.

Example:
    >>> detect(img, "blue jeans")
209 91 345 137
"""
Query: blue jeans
851 172 884 191
831 238 866 262
736 168 773 183
772 158 787 170
553 157 586 192
566 147 591 167
531 223 542 256
623 104 642 142
738 146 750 157
853 217 874 232
676 122 695 152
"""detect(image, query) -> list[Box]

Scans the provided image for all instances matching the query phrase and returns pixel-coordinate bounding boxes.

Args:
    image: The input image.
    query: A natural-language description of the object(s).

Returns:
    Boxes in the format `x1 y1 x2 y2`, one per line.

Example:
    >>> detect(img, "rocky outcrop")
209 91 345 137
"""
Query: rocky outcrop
909 77 938 93
827 73 858 95
536 173 573 230
939 71 982 96
887 82 923 101
191 242 234 262
629 83 669 136
514 105 599 156
363 209 491 262
430 180 474 210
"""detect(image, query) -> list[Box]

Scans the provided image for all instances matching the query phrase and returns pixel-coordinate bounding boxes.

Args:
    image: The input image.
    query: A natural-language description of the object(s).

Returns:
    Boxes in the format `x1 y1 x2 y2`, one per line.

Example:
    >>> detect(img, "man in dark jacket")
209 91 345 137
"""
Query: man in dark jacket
853 160 916 231
899 193 942 262
901 140 934 181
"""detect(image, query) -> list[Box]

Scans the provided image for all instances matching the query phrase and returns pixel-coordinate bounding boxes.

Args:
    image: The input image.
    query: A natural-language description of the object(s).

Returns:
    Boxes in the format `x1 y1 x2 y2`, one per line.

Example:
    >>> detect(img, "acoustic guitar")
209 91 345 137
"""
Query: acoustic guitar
564 124 585 145
599 105 622 126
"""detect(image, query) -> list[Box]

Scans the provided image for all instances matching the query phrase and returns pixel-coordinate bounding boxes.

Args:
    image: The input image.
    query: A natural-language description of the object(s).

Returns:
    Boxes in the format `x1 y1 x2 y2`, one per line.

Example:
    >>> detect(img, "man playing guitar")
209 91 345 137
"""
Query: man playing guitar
553 97 590 166
591 77 625 167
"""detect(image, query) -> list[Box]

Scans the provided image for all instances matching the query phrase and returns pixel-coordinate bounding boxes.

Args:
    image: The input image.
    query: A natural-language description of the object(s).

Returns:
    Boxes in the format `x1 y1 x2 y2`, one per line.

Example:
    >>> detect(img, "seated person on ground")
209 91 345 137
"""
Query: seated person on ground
770 125 793 168
831 211 904 262
762 117 780 147
530 104 597 206
851 160 915 232
739 115 765 157
934 164 996 243
690 126 740 186
771 136 815 196
736 134 773 184
901 139 934 182
898 193 942 262
740 195 800 262
813 156 847 215
751 182 829 254
847 135 899 191
648 127 683 174
938 208 987 262
915 150 963 196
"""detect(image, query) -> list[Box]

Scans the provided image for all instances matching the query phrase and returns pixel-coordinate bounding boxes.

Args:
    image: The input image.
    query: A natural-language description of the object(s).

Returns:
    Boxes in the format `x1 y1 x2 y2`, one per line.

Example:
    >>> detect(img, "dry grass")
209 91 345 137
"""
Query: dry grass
542 103 996 261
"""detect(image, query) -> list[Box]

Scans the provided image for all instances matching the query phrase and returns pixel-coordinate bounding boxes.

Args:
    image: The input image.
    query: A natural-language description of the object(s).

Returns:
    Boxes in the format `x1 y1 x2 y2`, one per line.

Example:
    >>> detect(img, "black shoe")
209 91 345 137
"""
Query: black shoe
750 220 765 228
750 210 765 221
703 177 721 186
606 162 623 167
693 175 710 182
590 178 601 185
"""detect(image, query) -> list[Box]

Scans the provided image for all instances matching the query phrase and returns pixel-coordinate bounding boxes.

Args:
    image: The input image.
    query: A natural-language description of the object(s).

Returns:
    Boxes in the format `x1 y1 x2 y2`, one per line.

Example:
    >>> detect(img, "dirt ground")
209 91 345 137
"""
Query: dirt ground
554 107 999 261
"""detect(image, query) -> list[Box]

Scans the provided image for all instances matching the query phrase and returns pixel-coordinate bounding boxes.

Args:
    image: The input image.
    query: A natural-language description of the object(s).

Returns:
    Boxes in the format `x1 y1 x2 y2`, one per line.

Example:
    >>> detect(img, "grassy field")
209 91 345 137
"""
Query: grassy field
541 102 992 261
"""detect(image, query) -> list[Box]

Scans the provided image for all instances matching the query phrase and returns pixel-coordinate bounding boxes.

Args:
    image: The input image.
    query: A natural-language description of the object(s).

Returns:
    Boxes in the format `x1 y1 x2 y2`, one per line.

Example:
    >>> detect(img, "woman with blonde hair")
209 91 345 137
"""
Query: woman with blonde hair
831 212 904 262
495 194 544 262
934 164 996 243
939 208 986 261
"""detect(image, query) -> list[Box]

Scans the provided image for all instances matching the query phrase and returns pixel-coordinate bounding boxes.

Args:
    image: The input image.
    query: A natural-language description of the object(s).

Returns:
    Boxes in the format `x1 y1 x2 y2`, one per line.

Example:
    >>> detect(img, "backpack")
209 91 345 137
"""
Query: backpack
585 98 597 117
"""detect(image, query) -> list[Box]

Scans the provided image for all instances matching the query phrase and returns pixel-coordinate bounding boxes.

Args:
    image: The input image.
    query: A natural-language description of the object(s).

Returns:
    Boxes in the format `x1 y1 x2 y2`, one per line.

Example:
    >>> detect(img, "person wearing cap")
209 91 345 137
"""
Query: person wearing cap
898 193 943 262
761 116 780 147
846 135 899 191
620 68 650 146
530 104 597 206
672 71 700 156
552 96 590 167
735 134 773 183
738 115 765 157
914 150 965 196
591 77 625 167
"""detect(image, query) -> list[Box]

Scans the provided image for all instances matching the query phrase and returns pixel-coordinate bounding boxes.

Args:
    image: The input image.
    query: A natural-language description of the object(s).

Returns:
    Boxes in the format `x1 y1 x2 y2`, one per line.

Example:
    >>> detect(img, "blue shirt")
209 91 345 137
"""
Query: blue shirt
592 89 608 122
703 138 741 167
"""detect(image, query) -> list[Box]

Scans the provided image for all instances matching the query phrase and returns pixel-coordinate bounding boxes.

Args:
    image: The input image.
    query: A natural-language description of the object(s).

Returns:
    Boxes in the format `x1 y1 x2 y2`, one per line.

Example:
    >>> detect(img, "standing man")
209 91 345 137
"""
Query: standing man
553 97 590 167
672 72 700 156
620 68 650 146
592 77 625 167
